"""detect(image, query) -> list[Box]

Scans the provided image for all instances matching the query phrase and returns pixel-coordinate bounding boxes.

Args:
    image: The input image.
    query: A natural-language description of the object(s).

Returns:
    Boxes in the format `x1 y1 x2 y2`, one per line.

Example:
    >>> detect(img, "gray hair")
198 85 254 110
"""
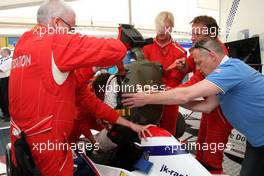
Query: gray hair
1 47 11 56
195 37 225 55
37 0 76 24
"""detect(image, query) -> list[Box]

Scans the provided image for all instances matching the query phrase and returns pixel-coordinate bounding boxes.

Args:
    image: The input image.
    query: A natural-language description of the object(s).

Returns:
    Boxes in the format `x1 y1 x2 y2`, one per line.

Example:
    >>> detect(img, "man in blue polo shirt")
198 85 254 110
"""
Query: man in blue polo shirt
122 37 264 176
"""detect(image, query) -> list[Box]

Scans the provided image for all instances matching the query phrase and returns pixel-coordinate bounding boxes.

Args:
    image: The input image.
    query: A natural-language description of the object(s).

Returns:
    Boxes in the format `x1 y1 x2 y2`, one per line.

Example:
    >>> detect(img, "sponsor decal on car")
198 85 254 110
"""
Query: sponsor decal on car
160 164 188 176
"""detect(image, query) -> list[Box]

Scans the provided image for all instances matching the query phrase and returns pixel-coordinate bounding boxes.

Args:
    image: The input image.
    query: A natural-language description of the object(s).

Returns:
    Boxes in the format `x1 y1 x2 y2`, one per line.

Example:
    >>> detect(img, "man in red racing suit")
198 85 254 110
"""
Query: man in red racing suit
176 16 233 174
68 71 119 144
143 11 187 136
9 1 127 175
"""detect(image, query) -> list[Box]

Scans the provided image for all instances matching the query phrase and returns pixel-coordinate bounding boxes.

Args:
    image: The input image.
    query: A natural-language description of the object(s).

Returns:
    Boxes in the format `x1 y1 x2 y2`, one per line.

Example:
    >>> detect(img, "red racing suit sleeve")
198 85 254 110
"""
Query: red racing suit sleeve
178 69 204 87
162 44 187 88
143 41 187 88
185 54 196 74
143 45 151 59
52 33 127 72
178 55 204 87
75 67 95 84
75 74 119 124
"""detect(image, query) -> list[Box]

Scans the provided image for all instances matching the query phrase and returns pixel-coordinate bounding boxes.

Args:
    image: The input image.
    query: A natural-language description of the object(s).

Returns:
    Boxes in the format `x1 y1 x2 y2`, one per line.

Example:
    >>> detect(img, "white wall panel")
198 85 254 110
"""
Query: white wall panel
0 0 220 37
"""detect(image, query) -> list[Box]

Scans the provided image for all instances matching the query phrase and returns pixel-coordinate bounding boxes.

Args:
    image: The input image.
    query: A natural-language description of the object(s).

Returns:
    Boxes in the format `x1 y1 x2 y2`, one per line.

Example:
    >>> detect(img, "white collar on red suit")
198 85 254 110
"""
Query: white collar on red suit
154 38 173 48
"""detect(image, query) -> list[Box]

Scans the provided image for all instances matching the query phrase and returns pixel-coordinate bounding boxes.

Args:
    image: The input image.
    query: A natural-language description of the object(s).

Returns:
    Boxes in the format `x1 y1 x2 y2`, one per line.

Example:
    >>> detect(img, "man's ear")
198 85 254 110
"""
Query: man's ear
52 17 59 27
209 51 218 62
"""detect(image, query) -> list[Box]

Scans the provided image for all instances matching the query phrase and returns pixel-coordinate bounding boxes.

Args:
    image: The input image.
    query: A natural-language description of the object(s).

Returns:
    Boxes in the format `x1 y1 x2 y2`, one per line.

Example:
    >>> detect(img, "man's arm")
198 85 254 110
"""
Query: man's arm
122 79 222 108
52 34 126 72
181 95 219 113
75 75 119 124
75 76 154 139
179 70 204 87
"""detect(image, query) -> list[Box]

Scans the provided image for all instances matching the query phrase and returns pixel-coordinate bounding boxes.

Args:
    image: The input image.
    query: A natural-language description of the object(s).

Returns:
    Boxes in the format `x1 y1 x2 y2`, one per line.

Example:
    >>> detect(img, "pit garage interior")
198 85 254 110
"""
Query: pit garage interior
0 0 264 176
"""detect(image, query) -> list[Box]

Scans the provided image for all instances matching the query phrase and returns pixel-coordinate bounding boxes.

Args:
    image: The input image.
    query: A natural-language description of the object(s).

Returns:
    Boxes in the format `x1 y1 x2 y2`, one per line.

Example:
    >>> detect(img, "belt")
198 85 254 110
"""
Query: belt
11 115 53 138
11 115 70 174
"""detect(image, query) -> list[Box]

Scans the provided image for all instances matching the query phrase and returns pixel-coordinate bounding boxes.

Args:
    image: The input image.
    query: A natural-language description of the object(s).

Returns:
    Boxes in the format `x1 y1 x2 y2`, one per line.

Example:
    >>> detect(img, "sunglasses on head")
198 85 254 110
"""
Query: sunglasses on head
191 43 212 53
58 17 75 33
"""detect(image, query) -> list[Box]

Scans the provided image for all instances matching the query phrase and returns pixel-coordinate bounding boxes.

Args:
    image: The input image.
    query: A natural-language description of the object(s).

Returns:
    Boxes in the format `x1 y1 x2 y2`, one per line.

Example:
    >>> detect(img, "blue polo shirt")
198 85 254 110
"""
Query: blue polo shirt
206 57 264 147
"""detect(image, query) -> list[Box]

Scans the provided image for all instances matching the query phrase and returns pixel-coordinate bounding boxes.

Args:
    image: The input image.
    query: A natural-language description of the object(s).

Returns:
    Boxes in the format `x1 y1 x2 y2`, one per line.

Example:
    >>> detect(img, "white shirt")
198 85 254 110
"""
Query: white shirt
104 75 118 108
0 57 12 78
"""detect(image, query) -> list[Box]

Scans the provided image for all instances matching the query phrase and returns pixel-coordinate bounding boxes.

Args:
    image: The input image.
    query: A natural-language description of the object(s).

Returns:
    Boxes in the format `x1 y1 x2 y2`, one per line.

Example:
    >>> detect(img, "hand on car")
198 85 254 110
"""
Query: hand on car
129 122 156 140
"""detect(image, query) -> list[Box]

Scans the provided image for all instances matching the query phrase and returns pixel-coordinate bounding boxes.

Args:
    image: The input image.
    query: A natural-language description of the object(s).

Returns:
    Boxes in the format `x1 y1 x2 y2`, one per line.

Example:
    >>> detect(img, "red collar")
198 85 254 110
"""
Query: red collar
154 38 173 48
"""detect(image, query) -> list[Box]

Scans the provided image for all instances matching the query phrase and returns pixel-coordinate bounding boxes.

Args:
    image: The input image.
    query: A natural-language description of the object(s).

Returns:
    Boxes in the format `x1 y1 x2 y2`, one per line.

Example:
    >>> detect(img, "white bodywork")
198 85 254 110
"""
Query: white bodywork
94 127 212 176
225 129 246 158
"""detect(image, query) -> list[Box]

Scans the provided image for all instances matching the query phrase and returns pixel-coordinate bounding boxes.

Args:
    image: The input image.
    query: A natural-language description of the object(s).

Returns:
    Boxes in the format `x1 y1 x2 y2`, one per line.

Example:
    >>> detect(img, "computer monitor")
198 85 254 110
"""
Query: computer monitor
225 36 262 73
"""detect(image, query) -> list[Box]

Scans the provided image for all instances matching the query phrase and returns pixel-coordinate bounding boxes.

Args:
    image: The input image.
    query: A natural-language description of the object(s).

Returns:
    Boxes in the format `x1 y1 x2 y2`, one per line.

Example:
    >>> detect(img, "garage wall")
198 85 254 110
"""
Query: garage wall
219 0 264 72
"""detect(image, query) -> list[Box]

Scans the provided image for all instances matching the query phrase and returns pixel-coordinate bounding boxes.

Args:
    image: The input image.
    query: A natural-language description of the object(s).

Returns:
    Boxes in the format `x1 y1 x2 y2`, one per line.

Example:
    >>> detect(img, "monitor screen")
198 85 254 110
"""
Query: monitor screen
225 37 262 73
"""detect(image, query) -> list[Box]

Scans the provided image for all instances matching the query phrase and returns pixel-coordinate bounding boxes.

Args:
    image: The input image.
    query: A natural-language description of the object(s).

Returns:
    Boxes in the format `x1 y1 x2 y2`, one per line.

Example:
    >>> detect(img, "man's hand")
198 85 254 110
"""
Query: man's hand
122 92 149 108
92 66 98 73
129 122 156 140
166 57 188 73
96 119 112 130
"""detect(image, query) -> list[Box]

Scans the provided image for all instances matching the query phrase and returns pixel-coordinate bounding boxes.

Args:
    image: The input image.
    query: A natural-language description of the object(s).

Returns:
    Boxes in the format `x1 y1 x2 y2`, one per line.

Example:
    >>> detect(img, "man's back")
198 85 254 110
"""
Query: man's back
206 58 264 147
9 24 126 175
10 27 76 131
10 25 126 130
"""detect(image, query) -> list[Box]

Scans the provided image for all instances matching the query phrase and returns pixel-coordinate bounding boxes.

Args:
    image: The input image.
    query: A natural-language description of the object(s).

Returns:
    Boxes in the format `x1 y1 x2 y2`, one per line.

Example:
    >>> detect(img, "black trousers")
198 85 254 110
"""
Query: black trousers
0 77 9 118
240 141 264 176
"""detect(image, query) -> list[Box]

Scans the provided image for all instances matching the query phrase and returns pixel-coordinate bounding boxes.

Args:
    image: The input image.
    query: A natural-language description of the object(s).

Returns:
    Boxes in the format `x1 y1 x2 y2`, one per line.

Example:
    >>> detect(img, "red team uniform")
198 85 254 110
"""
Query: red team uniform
68 71 119 143
143 39 187 135
9 24 126 175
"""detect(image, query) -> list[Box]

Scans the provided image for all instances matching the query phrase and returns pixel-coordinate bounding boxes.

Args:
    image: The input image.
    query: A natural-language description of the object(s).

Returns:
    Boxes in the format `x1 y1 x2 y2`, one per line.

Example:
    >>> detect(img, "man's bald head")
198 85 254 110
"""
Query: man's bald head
191 37 226 76
37 0 76 25
194 37 225 56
